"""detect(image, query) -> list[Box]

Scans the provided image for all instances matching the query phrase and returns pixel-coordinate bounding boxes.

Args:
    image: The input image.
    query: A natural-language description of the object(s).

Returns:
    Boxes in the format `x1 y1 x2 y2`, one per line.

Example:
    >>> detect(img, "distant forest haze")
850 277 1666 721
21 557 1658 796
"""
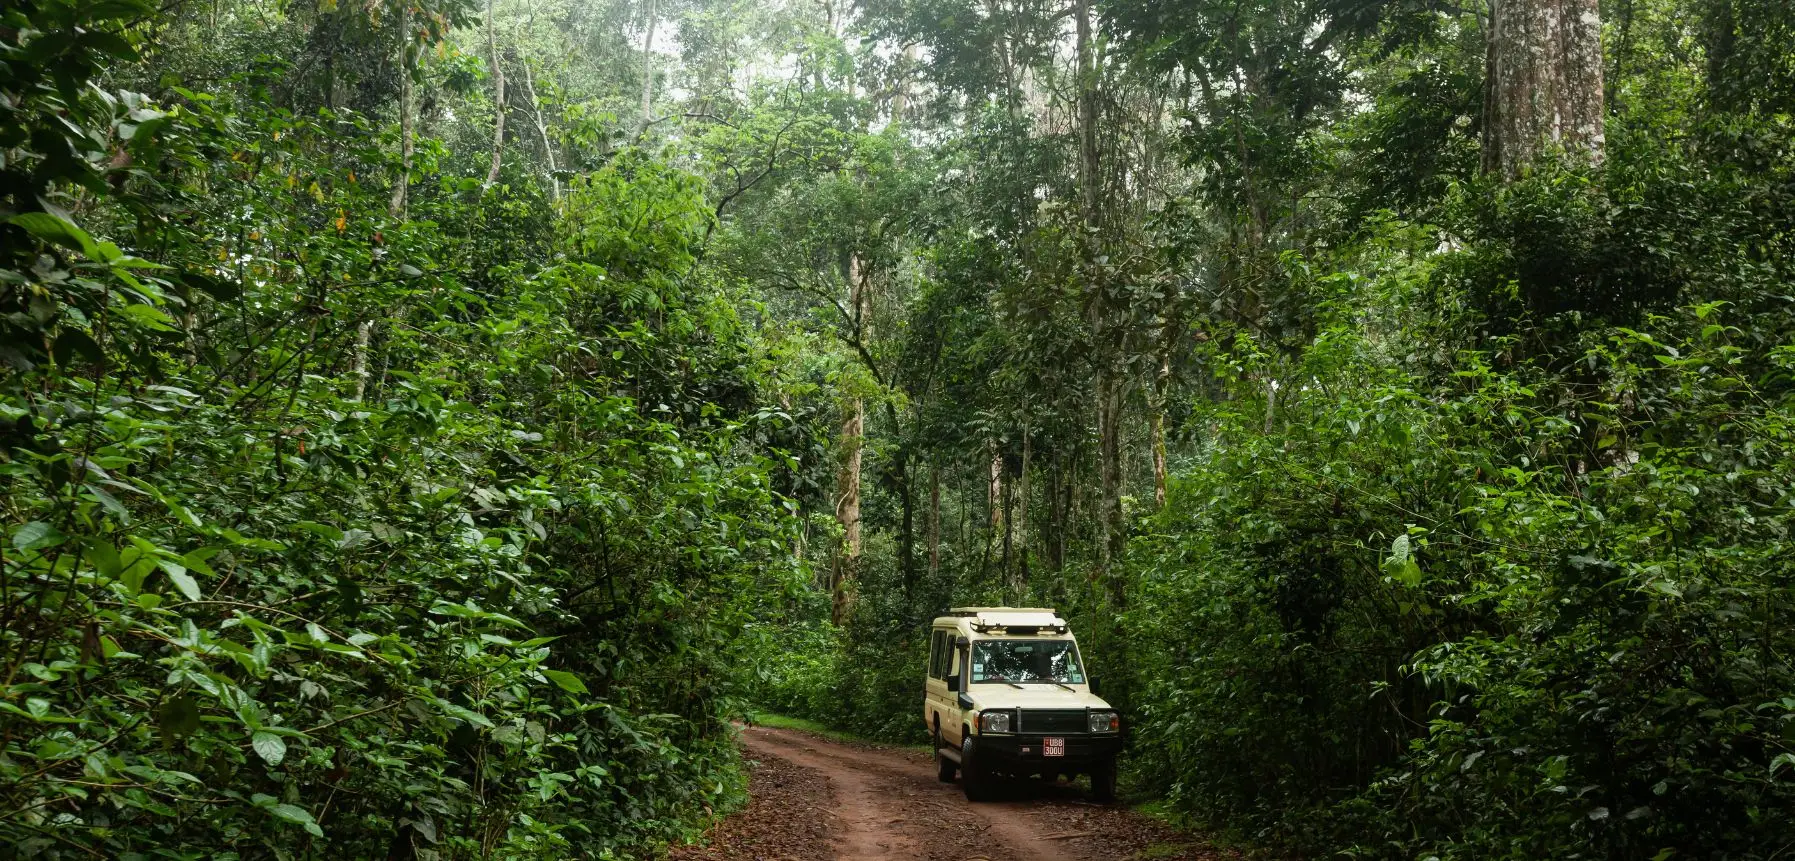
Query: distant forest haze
3 0 1795 858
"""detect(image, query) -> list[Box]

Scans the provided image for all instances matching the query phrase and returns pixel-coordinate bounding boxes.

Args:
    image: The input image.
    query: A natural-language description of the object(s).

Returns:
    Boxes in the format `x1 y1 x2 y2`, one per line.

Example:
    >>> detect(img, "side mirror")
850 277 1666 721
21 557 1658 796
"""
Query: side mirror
1089 676 1102 696
945 673 962 692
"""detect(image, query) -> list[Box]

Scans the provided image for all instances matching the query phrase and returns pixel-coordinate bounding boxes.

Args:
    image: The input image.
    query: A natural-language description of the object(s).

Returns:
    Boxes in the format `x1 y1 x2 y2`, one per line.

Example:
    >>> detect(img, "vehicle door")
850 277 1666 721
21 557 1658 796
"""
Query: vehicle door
940 637 968 746
925 628 953 743
924 628 942 737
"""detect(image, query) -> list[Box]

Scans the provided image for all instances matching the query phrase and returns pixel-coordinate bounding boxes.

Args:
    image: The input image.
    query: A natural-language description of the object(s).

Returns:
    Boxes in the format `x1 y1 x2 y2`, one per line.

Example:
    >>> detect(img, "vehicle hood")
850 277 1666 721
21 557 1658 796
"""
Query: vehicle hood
963 685 1112 711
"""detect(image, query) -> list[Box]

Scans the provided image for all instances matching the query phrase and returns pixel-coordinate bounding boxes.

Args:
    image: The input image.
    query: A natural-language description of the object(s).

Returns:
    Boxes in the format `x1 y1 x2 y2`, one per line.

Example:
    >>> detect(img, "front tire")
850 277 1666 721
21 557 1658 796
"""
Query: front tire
961 735 994 802
1088 756 1118 803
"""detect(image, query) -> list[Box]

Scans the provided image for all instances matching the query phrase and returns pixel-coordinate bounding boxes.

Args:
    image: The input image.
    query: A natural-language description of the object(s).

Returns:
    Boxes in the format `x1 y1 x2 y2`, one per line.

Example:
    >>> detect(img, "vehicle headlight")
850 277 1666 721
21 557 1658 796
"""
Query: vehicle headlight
1088 711 1119 733
979 710 1013 733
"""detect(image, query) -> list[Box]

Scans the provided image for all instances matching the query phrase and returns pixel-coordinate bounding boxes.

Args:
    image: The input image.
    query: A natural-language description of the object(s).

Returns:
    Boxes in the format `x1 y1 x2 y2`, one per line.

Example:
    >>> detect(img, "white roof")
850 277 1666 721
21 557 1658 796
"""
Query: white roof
947 607 1066 629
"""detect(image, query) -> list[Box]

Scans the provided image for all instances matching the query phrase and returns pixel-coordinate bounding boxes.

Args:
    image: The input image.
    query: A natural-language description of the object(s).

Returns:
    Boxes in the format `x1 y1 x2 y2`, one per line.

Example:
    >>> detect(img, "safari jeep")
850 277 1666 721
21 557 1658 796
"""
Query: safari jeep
923 607 1121 802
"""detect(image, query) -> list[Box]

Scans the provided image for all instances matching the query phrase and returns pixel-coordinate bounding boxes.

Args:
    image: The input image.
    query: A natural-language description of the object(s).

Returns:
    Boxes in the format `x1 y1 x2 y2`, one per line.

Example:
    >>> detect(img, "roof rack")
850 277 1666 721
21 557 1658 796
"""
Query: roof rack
943 607 1069 635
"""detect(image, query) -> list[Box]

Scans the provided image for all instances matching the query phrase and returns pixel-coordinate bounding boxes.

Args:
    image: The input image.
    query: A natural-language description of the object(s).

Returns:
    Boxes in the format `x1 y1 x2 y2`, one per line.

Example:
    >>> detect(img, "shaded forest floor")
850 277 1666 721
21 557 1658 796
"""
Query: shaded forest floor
669 726 1237 861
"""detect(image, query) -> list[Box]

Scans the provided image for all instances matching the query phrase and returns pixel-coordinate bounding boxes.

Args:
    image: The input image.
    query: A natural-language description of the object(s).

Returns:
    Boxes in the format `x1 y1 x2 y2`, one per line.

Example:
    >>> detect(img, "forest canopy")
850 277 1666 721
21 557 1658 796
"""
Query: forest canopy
2 0 1794 857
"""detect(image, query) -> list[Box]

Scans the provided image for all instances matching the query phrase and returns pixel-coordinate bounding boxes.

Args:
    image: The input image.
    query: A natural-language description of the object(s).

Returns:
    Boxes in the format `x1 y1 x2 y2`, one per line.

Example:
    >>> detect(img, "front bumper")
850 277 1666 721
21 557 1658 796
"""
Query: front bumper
972 733 1121 770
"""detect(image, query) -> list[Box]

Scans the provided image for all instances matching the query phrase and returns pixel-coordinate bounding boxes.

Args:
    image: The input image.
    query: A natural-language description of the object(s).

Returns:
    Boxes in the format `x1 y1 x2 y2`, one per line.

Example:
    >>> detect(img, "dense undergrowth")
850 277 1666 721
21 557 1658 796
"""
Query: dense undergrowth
1127 185 1795 859
1 2 813 857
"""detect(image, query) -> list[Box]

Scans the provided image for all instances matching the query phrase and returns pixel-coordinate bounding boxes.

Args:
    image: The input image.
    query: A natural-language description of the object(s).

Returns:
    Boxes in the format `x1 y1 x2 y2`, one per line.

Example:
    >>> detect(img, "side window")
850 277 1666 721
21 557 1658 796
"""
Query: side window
933 631 956 680
927 631 943 679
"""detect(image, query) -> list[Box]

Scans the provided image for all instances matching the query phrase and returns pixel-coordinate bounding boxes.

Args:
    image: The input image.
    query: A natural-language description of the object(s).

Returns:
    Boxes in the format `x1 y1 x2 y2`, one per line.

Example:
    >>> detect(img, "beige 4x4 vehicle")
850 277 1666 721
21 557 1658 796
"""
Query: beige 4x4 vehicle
923 607 1121 802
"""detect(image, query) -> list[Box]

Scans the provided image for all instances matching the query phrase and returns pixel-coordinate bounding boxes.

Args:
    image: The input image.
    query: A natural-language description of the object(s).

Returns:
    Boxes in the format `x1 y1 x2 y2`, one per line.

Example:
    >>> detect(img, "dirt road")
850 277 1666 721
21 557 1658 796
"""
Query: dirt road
669 726 1233 861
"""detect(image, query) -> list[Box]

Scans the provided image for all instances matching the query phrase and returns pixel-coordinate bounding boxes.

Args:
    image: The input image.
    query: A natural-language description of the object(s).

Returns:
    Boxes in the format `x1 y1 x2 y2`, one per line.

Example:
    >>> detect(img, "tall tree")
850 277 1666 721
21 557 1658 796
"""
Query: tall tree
484 0 508 187
1077 0 1126 603
1482 0 1606 176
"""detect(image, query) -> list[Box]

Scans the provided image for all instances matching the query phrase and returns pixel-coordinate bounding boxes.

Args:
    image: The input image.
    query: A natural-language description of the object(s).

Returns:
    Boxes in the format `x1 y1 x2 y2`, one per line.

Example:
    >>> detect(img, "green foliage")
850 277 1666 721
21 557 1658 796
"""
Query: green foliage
1127 142 1795 854
12 0 1795 858
0 2 815 857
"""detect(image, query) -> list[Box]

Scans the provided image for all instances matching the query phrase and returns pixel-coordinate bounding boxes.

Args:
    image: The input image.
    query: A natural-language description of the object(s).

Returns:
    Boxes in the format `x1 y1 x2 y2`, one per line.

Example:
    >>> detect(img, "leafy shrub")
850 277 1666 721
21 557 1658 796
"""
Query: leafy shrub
0 4 813 856
1126 145 1795 857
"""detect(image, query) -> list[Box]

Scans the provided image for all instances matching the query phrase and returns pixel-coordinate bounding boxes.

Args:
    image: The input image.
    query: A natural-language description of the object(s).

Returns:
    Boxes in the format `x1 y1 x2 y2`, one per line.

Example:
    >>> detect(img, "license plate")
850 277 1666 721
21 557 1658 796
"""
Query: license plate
1043 737 1065 757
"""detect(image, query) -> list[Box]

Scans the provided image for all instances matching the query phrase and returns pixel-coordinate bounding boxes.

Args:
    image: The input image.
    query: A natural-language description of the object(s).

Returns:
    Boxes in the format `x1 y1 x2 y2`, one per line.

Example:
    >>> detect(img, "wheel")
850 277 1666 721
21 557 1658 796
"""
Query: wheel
1088 756 1118 803
934 726 956 783
961 734 994 802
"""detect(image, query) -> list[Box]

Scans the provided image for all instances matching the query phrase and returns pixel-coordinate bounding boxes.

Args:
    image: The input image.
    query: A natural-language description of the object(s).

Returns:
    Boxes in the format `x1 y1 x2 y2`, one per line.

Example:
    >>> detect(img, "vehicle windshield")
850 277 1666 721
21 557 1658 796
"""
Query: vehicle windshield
970 639 1085 684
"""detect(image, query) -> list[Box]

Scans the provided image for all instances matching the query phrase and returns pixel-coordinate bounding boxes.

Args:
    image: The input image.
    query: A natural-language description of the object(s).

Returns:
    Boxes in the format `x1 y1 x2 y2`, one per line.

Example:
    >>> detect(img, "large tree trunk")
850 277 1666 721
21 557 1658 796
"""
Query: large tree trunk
484 0 507 188
1482 0 1606 178
832 253 870 626
1076 0 1125 601
891 44 918 126
831 397 863 626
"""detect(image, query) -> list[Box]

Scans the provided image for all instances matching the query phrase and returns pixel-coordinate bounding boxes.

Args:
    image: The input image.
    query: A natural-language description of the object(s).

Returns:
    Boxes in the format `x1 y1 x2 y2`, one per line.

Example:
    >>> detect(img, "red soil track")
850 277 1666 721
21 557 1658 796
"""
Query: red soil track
670 726 1237 861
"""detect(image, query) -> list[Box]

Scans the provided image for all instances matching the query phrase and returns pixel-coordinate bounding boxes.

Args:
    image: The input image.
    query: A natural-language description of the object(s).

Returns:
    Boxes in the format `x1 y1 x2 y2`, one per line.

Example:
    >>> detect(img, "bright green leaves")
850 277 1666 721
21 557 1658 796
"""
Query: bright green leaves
251 794 323 837
9 212 101 258
161 561 202 602
1 1 807 853
251 732 288 766
1382 530 1425 588
541 669 588 695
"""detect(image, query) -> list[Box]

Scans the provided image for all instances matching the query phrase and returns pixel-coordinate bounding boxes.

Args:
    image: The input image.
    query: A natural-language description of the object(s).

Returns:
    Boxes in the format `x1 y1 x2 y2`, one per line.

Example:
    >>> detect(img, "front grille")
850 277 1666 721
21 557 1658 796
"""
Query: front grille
1019 709 1086 734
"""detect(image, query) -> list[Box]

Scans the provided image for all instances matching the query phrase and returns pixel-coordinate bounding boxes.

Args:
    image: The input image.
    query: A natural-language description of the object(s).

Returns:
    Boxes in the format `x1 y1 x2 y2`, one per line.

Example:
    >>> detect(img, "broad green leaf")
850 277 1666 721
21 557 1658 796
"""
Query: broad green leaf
161 561 201 601
10 212 100 258
181 548 218 576
437 700 494 729
13 521 67 551
1390 533 1411 562
252 731 287 766
85 538 123 578
260 799 324 837
1772 753 1795 777
542 669 588 694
